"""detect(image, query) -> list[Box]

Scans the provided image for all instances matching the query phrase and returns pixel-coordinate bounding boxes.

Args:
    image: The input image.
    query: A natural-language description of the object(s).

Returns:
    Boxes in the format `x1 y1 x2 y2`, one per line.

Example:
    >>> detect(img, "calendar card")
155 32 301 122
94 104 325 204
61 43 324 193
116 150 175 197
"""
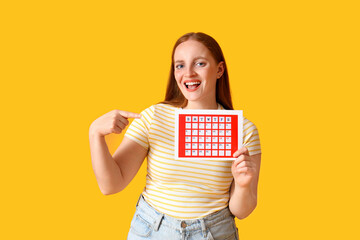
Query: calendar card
175 109 243 160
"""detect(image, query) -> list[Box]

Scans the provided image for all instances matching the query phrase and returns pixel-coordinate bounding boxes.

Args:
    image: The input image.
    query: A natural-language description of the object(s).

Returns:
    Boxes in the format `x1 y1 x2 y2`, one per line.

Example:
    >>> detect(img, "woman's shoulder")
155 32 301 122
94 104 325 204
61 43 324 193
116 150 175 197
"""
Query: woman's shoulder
242 115 251 123
242 116 258 129
140 103 178 117
152 103 178 113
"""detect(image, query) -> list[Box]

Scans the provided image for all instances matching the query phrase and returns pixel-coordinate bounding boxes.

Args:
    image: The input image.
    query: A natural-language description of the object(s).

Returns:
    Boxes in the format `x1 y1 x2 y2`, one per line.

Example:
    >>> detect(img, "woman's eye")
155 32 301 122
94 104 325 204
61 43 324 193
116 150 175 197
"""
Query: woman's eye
175 64 184 69
196 62 206 67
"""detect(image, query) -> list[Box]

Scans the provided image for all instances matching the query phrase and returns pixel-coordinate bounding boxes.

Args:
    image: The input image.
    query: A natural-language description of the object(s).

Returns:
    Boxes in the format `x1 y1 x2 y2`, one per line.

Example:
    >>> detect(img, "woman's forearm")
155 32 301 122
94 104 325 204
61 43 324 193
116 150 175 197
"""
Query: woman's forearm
229 183 257 219
89 128 123 195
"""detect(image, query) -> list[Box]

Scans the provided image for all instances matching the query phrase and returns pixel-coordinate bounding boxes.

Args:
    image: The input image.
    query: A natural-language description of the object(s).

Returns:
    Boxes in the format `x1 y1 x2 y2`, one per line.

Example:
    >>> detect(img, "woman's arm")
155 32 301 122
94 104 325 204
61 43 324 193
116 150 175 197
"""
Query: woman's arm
112 136 148 192
89 110 147 195
89 132 147 195
229 149 261 219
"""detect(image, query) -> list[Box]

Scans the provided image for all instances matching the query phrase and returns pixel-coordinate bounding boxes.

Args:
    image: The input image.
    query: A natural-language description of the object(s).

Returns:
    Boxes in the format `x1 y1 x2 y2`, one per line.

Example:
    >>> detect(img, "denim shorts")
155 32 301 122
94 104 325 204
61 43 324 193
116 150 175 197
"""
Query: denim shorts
127 194 239 240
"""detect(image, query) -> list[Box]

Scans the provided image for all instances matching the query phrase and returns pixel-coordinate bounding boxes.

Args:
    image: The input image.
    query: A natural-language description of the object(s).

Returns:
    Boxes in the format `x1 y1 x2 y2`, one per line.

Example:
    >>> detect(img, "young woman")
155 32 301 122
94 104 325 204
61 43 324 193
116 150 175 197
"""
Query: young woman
89 32 261 240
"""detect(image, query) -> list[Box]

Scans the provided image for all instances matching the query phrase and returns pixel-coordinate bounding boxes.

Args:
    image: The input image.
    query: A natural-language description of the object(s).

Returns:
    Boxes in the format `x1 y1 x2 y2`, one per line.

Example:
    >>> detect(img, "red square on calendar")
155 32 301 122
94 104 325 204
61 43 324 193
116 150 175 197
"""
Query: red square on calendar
175 109 243 160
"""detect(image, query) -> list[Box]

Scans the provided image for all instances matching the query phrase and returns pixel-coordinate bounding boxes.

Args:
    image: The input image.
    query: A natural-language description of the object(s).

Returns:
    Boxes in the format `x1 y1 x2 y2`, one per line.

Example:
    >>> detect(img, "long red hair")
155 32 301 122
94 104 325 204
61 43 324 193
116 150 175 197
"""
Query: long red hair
160 32 234 110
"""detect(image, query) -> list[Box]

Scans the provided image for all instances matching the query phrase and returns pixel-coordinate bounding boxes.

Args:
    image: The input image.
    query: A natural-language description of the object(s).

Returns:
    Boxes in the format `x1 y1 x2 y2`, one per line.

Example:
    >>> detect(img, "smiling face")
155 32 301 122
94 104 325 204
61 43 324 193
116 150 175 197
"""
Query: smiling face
174 40 224 109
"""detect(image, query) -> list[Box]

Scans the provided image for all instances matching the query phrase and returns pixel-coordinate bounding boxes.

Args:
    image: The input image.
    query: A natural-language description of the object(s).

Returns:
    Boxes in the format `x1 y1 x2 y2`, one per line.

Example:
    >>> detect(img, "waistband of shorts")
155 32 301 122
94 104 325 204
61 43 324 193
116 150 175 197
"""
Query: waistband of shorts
136 194 234 230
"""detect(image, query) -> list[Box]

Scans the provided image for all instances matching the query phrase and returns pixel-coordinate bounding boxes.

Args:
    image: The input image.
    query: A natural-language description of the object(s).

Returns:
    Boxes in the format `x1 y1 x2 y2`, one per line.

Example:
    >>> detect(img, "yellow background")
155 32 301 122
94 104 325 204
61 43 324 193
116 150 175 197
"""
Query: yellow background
1 0 359 239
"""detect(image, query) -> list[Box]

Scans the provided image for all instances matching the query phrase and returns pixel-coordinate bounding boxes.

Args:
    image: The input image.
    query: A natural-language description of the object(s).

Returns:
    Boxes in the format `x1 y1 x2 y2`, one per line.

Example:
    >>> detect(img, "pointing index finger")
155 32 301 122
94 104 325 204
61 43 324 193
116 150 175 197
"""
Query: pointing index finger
118 110 142 119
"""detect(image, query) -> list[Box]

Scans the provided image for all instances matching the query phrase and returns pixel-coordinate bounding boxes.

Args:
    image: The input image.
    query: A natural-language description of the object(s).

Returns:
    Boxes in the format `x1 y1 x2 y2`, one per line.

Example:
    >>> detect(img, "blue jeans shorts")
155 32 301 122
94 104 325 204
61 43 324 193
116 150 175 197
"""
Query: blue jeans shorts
127 194 239 240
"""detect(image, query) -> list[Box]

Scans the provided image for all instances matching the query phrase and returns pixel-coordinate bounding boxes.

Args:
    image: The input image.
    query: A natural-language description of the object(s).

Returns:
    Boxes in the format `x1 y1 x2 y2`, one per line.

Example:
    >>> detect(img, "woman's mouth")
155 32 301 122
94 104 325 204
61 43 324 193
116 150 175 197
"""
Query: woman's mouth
184 80 201 92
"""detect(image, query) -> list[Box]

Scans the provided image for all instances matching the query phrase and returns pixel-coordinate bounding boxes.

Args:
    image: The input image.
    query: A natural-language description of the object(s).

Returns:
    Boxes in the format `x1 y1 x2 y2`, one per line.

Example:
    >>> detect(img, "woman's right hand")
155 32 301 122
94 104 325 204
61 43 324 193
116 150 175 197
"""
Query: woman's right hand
89 110 141 137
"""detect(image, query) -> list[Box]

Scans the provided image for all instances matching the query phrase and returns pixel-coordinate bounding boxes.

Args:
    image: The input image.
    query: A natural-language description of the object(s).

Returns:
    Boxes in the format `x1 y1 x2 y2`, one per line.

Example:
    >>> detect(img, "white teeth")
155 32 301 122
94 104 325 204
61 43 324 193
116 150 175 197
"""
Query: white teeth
185 82 201 86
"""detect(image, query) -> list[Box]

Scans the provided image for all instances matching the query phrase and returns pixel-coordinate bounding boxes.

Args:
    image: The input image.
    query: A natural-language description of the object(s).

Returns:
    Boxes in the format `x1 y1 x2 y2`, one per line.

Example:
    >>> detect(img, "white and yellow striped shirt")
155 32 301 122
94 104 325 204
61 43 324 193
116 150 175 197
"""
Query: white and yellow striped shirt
125 103 261 219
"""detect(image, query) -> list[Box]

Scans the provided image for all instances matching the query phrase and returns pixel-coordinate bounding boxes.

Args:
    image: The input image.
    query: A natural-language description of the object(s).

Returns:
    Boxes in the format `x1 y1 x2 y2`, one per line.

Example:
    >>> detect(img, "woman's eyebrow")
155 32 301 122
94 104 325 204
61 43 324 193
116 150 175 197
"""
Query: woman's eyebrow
193 56 207 61
175 56 208 63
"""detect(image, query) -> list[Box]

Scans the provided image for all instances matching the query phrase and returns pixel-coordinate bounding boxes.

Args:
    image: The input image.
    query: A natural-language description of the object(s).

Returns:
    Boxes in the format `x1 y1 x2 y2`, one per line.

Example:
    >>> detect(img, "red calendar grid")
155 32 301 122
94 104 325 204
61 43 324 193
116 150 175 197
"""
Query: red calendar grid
177 114 239 159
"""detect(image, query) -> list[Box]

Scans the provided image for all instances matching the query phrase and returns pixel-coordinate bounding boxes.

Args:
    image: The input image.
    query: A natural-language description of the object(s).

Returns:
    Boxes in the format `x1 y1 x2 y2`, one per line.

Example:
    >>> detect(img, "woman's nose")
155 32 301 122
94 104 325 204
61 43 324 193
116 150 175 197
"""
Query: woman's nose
184 66 196 77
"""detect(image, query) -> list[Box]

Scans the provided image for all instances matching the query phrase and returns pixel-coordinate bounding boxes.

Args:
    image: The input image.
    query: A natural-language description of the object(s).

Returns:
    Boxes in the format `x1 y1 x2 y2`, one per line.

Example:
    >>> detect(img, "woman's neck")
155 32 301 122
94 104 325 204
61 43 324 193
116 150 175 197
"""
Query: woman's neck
184 100 218 110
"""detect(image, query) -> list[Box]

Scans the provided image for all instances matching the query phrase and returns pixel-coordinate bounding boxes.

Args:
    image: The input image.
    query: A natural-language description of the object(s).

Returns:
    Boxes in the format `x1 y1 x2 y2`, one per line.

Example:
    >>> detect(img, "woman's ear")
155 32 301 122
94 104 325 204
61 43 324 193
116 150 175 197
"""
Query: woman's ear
217 61 225 79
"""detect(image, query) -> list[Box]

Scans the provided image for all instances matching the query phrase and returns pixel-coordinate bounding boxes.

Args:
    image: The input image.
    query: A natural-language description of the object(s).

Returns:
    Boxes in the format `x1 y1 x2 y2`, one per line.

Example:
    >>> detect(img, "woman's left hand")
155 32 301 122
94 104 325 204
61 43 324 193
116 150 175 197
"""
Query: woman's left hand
231 147 256 188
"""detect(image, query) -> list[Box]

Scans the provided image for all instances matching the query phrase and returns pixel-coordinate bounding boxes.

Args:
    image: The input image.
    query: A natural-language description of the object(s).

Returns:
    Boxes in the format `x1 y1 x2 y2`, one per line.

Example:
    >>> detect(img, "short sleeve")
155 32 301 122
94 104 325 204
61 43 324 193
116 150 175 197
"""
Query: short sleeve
124 105 154 150
242 117 261 156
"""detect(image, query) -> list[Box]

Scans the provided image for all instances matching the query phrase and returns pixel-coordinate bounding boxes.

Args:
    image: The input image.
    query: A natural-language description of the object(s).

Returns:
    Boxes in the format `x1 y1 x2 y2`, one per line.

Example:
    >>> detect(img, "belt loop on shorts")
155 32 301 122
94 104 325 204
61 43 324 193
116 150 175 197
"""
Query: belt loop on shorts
199 219 207 238
153 213 164 231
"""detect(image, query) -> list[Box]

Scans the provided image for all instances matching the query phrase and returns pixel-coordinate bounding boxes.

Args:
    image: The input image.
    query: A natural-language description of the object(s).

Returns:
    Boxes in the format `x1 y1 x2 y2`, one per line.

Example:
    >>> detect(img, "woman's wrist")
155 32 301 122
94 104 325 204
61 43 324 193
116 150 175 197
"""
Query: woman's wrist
89 124 103 138
234 182 256 199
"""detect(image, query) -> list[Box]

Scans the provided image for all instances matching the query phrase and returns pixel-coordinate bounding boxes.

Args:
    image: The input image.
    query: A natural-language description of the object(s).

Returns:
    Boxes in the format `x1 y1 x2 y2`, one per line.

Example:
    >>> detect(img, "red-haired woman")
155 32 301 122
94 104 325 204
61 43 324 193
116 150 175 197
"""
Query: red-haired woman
89 32 261 240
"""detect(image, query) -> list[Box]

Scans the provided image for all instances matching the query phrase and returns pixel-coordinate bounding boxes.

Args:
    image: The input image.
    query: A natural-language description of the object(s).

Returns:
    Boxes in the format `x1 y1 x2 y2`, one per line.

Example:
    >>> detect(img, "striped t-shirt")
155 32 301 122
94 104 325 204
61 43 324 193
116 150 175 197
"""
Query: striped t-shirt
124 103 261 219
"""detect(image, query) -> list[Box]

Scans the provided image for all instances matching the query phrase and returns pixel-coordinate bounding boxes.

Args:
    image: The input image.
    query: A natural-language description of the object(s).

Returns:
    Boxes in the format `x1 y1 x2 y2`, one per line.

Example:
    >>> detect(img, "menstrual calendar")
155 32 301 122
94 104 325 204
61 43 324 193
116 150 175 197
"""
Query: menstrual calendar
175 109 243 160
